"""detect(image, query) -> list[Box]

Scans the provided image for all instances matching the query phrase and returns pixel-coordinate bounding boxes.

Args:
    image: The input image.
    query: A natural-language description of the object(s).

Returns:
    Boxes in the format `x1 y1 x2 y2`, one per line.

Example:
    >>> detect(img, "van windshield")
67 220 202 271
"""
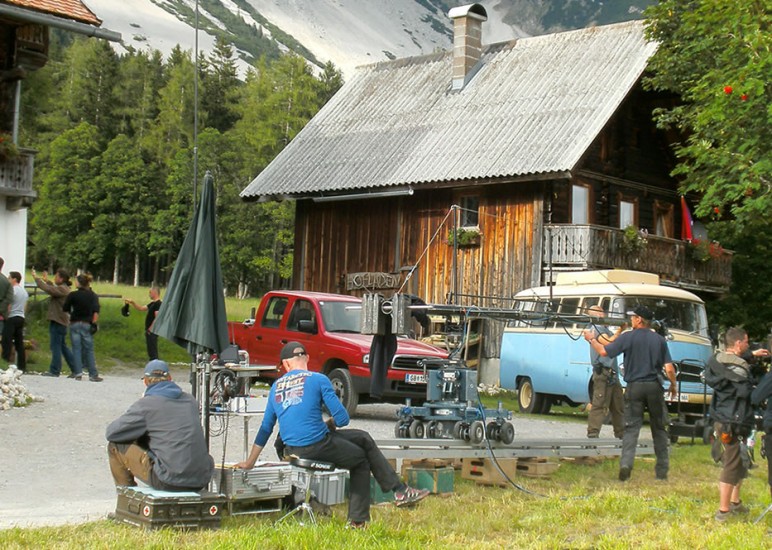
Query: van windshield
611 297 708 336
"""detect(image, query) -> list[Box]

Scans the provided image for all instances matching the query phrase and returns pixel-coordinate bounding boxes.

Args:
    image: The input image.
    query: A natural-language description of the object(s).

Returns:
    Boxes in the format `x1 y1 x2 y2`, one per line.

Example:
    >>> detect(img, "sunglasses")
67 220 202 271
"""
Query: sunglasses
292 351 308 357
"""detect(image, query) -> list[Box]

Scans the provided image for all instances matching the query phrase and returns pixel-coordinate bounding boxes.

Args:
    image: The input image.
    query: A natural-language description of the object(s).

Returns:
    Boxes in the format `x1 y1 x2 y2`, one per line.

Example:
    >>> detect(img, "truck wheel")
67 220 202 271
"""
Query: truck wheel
518 378 545 414
329 368 359 415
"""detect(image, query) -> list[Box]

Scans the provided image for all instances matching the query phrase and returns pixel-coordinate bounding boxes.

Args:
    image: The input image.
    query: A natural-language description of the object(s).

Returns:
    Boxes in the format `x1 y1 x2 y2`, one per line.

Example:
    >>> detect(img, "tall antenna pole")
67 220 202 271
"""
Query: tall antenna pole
193 0 200 212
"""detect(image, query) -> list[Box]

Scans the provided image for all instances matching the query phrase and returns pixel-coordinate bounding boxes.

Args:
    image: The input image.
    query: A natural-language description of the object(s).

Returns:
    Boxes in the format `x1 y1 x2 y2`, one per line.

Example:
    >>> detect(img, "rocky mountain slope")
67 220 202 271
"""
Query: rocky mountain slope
83 0 652 77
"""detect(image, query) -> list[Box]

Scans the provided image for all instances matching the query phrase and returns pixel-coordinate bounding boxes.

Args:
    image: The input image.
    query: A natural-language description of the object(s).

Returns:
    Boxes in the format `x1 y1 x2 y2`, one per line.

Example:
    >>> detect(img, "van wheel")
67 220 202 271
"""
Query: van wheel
329 368 359 415
518 378 545 414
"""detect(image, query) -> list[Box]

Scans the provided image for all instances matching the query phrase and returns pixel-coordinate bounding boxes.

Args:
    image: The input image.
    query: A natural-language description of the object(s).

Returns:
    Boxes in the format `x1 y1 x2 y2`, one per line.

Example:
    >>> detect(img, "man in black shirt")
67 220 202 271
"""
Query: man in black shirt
584 305 676 482
124 286 162 360
63 274 102 381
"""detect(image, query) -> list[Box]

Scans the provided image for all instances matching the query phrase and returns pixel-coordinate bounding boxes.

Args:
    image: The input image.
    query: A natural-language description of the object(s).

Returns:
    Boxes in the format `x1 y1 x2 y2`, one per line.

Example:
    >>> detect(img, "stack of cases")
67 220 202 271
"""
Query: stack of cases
115 487 225 530
291 467 349 505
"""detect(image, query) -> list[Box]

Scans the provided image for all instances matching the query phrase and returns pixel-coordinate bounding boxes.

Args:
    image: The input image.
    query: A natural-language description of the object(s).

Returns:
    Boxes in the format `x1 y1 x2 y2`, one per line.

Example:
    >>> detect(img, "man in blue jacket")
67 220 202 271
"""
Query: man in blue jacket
106 359 214 491
237 341 428 528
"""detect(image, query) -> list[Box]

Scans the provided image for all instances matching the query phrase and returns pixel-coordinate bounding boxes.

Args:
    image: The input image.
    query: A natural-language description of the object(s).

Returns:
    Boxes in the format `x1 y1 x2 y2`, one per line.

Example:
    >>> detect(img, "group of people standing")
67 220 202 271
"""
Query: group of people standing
0 257 29 371
31 267 102 382
583 305 772 522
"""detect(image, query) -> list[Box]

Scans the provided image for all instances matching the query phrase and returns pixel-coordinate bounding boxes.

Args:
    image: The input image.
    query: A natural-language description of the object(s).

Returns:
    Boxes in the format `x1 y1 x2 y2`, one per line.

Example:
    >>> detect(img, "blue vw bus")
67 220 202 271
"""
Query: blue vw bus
500 270 713 414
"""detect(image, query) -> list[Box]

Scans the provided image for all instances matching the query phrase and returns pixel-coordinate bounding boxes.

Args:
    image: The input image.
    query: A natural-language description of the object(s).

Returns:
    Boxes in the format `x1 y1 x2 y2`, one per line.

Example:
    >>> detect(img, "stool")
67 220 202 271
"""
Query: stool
278 457 336 525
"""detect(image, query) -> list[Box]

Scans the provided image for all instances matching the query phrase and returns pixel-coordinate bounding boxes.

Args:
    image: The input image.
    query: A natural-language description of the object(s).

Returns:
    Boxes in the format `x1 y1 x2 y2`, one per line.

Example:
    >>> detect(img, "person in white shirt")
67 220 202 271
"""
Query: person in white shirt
2 271 28 371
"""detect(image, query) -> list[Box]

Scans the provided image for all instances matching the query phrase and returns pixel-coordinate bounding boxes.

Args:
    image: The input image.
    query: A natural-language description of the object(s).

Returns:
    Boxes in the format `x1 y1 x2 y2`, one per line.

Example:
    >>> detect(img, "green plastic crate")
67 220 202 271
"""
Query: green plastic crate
405 466 454 494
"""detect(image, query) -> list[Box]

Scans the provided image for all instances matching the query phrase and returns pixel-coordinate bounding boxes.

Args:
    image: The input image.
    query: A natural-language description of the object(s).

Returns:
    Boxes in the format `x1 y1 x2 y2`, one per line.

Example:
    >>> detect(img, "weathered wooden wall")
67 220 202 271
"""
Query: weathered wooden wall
293 183 545 357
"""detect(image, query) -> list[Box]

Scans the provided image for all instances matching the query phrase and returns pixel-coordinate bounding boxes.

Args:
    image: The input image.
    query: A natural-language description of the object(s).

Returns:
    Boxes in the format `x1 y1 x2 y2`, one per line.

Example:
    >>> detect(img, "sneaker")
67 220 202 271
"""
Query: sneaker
730 501 749 514
715 509 731 522
394 486 430 507
89 376 103 382
67 374 83 380
345 520 368 530
41 372 59 377
618 467 631 482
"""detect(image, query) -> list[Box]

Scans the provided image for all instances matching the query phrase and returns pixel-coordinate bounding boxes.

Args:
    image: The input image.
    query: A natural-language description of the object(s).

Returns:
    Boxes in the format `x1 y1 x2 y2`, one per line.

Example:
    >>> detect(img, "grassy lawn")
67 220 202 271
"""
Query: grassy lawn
19 281 262 372
0 444 769 548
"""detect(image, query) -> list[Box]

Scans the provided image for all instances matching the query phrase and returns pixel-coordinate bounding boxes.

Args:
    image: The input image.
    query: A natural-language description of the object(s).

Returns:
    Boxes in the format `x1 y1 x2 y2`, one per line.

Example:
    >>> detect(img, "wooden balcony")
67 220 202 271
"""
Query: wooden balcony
543 224 732 293
0 149 36 210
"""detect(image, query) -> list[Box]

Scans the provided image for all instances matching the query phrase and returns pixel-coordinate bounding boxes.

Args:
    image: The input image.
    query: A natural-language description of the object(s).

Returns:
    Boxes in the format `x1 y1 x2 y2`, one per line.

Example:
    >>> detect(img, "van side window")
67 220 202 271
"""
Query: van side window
261 297 289 328
557 298 580 327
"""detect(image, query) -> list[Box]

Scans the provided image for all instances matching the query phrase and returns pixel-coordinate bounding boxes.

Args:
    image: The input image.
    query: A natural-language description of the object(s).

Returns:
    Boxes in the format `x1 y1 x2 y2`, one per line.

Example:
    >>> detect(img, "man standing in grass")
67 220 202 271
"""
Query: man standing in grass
124 286 162 360
585 305 624 440
584 305 676 482
706 327 760 522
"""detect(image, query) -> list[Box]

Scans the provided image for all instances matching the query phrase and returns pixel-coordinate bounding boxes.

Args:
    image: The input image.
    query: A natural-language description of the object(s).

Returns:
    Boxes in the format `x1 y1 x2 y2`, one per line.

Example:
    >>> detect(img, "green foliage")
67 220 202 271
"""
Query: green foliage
22 36 344 293
644 1 772 225
619 225 648 255
704 218 772 340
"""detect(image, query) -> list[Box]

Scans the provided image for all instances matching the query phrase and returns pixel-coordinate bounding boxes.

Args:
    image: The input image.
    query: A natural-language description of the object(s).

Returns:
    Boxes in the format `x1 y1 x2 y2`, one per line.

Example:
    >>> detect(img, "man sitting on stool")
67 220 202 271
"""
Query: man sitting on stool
236 341 429 529
106 359 214 491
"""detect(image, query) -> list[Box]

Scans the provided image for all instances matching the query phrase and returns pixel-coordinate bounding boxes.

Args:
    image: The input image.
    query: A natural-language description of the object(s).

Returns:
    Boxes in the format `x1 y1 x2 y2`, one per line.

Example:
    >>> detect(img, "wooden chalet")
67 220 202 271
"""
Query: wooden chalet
0 0 119 274
241 4 732 368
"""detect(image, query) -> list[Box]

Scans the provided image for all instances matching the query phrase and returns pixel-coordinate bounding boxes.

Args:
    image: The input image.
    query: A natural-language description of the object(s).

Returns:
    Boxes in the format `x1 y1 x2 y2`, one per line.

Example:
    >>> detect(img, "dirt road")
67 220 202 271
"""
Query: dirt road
0 368 589 529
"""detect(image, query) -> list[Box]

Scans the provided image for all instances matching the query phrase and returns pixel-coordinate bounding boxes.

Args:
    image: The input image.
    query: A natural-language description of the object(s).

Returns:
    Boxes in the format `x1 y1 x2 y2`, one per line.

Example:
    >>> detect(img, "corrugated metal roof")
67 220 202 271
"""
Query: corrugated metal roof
241 20 657 200
4 0 102 26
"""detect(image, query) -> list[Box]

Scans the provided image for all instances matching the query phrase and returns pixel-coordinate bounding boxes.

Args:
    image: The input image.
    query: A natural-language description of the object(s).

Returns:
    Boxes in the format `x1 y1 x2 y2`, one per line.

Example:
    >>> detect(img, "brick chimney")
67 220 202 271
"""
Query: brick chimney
448 3 488 91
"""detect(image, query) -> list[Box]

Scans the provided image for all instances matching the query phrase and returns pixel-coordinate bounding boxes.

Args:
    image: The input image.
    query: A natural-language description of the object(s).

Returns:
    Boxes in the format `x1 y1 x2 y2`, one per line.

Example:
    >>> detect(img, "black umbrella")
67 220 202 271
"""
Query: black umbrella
152 171 229 357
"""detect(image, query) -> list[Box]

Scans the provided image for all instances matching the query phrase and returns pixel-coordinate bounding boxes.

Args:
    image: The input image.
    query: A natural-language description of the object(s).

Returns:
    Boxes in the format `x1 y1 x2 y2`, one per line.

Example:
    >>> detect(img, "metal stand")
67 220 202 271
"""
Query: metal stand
753 502 772 525
277 472 318 525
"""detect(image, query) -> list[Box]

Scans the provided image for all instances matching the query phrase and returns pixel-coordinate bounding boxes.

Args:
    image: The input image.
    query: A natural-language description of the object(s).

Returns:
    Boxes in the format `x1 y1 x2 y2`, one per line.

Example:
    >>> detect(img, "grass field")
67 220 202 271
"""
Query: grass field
0 444 769 548
19 281 262 372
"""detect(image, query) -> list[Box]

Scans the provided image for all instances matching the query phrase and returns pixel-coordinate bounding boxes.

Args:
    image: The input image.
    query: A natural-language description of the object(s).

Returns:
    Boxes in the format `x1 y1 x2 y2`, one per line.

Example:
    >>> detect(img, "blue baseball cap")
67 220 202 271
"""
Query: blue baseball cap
142 359 170 378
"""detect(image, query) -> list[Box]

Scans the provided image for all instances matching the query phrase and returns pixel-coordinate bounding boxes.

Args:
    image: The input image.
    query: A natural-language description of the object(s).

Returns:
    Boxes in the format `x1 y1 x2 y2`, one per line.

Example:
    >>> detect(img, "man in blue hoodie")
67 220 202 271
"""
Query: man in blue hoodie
236 341 429 528
106 359 214 491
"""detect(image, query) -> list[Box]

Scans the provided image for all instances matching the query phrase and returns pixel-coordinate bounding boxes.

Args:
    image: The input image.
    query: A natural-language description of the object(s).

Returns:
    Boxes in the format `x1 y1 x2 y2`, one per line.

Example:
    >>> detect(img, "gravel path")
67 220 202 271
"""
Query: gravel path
0 368 591 530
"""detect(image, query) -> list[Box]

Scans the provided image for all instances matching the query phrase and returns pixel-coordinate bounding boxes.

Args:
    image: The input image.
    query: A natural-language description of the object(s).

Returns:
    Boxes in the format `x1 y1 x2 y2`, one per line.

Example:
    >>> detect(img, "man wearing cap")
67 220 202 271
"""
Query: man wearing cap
236 341 429 529
105 359 214 491
584 305 676 482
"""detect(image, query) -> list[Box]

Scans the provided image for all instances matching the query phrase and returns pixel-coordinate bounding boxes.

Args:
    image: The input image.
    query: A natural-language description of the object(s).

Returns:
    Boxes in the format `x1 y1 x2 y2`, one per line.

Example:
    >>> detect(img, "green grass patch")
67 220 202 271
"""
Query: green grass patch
20 281 262 373
1 444 769 547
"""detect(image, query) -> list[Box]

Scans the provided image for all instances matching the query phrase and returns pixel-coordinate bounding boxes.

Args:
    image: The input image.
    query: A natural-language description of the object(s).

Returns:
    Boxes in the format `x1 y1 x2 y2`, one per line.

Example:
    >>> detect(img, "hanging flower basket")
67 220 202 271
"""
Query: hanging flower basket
619 225 648 255
447 227 481 247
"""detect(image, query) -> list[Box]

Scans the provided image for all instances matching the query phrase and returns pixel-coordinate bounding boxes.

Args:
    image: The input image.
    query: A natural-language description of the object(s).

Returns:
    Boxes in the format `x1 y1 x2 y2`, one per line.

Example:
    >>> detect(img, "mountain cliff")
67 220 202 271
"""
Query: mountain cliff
83 0 653 77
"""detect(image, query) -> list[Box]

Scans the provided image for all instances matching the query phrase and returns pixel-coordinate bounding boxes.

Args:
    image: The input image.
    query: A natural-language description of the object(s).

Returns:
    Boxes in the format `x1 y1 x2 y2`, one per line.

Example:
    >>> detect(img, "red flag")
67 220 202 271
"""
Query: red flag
680 196 693 242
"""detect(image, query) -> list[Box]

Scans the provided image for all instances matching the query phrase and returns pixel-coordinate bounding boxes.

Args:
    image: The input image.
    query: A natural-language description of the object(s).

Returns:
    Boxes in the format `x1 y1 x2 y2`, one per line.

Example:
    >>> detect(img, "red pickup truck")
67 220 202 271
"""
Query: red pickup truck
228 290 447 414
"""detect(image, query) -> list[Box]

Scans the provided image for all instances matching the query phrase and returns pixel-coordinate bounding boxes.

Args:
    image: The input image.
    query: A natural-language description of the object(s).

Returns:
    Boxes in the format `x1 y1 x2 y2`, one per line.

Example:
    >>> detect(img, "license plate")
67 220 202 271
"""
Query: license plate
665 392 689 403
405 373 426 384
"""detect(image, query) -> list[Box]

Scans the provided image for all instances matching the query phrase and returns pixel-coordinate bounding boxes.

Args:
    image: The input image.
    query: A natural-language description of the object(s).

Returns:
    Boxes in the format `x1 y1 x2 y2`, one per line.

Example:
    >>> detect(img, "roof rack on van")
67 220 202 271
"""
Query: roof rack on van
554 270 659 286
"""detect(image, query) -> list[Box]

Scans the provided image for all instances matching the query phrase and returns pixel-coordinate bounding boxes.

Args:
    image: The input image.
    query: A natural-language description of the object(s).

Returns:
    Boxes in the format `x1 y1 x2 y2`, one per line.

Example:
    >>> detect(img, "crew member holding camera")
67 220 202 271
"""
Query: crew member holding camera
705 327 767 522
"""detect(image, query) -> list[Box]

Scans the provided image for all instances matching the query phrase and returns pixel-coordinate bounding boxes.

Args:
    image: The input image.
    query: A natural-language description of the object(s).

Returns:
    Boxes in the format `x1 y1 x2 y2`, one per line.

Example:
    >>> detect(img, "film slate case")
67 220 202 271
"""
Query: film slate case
115 487 225 530
291 467 349 506
211 462 292 501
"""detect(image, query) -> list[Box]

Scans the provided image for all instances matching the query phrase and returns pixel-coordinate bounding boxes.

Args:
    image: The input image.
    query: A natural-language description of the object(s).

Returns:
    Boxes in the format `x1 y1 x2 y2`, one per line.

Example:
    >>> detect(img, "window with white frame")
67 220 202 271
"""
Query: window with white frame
572 184 590 224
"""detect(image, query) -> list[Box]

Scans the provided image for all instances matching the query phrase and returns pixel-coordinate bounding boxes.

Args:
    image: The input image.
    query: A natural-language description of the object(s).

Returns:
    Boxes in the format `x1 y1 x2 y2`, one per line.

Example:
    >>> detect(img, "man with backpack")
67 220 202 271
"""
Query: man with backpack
705 327 758 522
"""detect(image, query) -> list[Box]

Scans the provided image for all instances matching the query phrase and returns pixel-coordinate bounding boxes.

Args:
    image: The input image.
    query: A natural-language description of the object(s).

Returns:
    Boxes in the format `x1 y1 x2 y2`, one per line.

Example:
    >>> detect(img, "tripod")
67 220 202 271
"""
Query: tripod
277 457 335 526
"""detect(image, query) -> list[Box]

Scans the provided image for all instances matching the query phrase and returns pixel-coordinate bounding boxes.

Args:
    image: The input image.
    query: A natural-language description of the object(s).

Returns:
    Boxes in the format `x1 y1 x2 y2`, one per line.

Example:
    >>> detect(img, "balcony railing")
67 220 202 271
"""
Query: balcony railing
0 148 36 210
543 224 732 293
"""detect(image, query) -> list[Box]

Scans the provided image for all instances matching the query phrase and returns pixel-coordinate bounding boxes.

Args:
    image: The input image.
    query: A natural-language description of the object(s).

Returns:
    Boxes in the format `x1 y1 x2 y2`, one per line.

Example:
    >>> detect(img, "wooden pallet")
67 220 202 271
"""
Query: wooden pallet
460 458 518 487
516 458 560 478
